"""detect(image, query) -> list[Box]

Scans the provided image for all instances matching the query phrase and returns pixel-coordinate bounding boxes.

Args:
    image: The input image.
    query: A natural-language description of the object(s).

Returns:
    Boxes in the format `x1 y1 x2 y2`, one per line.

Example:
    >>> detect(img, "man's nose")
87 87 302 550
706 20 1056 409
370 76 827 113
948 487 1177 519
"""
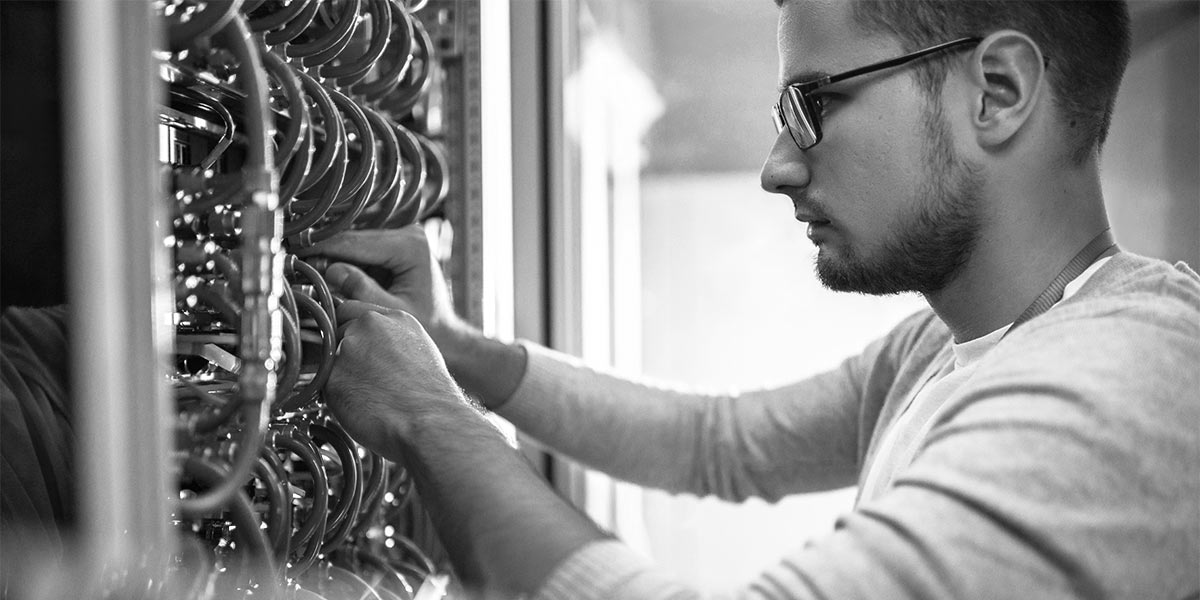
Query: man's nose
760 132 812 194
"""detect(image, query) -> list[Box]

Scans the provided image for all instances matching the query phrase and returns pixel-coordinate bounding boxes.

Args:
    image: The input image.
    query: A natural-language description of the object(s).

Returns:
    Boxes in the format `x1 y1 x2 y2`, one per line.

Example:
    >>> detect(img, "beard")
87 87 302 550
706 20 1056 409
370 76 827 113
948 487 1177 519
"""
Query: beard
815 100 985 296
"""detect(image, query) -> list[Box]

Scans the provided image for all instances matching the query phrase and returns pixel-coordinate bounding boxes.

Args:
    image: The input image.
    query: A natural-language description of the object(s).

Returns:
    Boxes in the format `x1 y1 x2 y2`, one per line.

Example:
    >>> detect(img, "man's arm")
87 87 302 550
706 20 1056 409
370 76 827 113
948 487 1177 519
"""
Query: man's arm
327 305 608 596
527 311 1200 600
305 227 876 500
326 297 1200 600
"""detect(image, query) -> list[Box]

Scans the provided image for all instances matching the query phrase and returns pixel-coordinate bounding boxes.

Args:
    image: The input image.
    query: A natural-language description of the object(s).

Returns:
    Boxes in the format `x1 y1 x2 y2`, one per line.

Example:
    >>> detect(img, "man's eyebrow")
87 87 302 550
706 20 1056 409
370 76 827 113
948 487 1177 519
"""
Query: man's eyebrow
777 70 830 92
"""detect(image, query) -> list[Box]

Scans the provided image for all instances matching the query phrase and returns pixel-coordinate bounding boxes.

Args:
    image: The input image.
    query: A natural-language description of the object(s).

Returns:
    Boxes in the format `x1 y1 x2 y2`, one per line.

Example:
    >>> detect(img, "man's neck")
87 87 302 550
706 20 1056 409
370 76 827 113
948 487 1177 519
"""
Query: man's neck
925 176 1109 342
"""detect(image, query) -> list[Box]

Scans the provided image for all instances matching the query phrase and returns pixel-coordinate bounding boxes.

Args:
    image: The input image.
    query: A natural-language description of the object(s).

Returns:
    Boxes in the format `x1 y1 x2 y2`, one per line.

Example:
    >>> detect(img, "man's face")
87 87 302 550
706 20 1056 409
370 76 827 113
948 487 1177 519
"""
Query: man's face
761 0 984 296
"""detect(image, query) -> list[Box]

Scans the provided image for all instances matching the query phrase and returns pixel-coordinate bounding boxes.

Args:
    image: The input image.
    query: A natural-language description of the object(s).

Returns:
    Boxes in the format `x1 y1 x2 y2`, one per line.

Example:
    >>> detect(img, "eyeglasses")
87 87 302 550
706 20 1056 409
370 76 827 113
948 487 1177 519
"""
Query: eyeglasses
772 37 982 151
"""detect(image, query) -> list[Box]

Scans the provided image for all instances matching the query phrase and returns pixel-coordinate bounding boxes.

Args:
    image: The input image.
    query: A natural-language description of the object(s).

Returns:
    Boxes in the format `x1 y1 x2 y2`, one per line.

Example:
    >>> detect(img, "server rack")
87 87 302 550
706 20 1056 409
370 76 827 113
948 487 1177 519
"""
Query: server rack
2 1 495 598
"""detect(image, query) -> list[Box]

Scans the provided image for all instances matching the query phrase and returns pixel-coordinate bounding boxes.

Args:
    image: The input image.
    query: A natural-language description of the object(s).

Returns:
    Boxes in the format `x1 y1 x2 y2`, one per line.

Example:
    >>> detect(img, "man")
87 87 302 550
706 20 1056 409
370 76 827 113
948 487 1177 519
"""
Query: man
306 1 1200 598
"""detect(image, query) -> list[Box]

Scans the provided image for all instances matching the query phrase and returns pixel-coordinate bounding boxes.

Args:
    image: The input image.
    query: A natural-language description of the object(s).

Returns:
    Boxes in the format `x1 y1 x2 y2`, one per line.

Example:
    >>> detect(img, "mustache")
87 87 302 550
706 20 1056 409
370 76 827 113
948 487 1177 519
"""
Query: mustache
791 195 832 220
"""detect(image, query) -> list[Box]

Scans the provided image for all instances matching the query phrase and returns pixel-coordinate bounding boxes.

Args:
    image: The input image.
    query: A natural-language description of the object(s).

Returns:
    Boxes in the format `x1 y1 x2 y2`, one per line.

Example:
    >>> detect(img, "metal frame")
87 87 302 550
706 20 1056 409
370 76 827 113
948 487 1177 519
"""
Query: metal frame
542 0 591 507
424 0 501 333
62 1 174 595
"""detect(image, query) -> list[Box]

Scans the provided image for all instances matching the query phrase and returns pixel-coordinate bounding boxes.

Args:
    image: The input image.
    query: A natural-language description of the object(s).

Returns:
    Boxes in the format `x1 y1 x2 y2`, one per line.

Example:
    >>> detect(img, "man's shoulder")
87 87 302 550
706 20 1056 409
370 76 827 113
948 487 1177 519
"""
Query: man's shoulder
1033 252 1200 343
1003 250 1199 368
971 253 1199 412
1075 251 1200 313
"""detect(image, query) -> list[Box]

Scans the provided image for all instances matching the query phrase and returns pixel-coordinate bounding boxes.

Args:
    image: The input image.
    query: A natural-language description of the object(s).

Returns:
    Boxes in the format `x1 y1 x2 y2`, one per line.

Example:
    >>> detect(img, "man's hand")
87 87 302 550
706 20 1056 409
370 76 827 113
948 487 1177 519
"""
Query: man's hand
311 240 607 597
324 300 463 461
301 225 528 410
298 226 460 347
322 304 607 597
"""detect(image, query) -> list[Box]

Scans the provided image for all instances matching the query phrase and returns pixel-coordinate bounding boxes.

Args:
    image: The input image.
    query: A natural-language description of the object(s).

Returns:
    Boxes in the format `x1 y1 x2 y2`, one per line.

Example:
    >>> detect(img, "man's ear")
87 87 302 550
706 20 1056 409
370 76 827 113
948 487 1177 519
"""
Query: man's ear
966 30 1046 149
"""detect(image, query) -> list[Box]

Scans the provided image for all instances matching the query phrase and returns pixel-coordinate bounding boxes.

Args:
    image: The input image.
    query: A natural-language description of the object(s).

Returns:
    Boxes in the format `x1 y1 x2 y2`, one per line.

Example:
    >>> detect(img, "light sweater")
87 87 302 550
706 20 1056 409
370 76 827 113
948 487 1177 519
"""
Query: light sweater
498 252 1200 600
857 255 1113 503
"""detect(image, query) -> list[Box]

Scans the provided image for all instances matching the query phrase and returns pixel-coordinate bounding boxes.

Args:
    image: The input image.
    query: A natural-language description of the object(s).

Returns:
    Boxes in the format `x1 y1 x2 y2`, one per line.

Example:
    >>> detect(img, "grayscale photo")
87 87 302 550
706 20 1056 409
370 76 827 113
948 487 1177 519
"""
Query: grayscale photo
1 1 1197 599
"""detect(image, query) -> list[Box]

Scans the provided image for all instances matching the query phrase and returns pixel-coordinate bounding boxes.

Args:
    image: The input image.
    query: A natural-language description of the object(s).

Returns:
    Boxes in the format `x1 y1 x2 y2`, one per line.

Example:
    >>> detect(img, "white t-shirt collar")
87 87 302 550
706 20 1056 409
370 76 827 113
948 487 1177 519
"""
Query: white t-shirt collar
949 255 1113 370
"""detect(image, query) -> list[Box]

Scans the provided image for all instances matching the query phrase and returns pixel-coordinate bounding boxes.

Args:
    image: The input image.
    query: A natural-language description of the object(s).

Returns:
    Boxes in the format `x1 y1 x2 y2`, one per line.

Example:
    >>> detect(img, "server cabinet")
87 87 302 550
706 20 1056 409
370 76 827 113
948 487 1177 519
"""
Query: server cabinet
1 1 498 598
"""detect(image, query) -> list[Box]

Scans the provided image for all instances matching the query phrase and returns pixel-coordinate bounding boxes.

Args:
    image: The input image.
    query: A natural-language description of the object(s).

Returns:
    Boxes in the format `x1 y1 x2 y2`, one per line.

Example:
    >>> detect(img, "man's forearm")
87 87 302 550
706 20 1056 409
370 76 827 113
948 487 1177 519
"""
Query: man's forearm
435 322 528 410
389 399 607 596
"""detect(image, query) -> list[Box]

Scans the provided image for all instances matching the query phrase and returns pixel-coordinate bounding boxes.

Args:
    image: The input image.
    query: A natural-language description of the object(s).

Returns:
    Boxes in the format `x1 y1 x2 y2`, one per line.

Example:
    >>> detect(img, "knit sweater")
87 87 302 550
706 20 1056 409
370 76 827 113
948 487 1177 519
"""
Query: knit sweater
499 251 1200 600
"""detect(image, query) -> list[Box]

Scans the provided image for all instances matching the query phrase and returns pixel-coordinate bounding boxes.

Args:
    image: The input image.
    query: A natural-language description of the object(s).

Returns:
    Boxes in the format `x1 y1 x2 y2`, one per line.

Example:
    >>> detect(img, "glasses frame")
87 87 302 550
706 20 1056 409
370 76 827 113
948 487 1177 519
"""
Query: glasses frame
773 36 983 151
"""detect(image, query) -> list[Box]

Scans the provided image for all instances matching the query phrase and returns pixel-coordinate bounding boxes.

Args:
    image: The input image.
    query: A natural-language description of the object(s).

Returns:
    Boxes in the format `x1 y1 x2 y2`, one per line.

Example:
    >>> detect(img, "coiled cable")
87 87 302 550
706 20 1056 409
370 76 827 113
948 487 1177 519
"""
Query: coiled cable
278 290 337 412
254 449 293 569
288 256 337 322
378 16 432 117
287 0 362 65
310 421 364 550
322 0 394 85
414 131 448 219
247 0 313 33
347 451 389 541
294 87 379 246
264 0 321 45
277 291 303 401
357 106 405 228
353 0 414 101
262 49 309 170
166 1 449 593
270 425 330 563
383 124 426 228
286 72 348 237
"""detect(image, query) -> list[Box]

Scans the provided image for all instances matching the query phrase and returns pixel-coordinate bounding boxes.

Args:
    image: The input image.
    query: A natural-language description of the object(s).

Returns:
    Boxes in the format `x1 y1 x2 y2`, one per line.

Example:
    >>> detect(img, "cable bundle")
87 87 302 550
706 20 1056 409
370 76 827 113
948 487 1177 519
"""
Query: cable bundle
158 1 452 597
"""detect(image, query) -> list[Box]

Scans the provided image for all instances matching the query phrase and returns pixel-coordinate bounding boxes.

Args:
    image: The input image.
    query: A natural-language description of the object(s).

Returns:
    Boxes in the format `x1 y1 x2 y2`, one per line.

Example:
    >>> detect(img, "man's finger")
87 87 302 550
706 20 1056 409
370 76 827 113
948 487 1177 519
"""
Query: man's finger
325 262 405 309
336 299 392 328
296 227 427 267
293 230 395 264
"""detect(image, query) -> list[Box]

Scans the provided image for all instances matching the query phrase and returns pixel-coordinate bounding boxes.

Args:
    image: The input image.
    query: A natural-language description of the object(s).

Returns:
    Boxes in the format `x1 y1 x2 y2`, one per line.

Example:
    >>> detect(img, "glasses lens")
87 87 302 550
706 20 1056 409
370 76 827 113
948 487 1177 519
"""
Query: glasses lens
783 87 819 148
771 105 786 134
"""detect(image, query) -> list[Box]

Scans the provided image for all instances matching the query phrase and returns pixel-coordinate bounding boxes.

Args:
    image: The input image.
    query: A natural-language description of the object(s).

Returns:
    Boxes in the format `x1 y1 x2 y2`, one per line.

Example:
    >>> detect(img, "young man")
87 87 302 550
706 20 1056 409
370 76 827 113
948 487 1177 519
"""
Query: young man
308 1 1200 598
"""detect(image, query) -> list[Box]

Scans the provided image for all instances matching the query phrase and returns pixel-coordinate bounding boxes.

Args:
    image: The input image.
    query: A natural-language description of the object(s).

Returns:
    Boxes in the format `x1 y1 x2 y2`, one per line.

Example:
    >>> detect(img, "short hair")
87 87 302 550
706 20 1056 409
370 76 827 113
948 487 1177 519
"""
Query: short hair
849 1 1131 164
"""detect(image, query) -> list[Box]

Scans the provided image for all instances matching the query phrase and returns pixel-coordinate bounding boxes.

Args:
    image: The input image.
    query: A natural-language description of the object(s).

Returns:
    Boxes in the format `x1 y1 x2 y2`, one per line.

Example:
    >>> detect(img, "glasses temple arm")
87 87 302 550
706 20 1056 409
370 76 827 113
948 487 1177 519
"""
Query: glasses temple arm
826 36 983 85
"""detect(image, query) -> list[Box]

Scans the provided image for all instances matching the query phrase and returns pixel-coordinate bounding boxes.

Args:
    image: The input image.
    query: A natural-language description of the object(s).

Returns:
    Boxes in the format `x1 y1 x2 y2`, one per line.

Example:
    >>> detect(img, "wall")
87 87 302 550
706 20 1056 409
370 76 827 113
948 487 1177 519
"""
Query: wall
640 173 925 590
1102 1 1199 266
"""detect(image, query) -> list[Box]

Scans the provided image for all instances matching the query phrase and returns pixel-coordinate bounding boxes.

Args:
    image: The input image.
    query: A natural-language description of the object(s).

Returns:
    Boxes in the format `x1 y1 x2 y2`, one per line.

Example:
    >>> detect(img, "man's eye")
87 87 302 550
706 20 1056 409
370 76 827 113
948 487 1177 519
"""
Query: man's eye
810 94 834 117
